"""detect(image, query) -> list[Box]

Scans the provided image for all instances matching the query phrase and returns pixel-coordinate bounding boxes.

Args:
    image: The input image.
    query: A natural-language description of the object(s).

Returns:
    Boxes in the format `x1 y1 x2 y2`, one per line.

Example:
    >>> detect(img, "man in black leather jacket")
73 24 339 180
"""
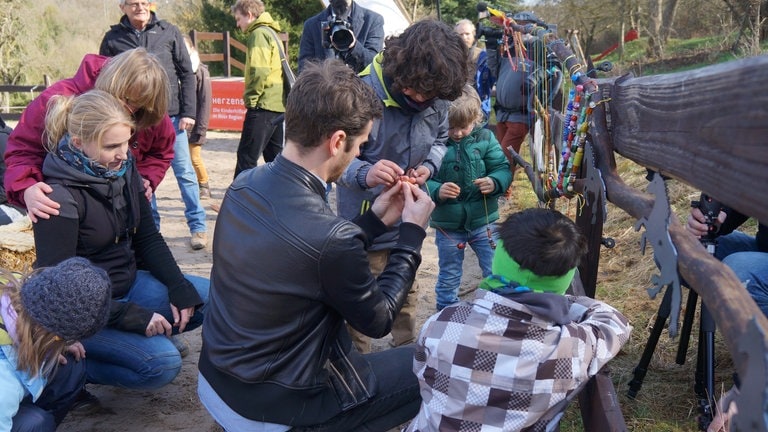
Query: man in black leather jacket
198 59 435 431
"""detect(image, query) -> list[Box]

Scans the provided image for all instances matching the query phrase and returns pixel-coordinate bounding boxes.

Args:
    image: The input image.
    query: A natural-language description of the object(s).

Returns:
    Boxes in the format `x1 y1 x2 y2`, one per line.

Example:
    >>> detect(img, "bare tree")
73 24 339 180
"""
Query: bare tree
0 0 25 84
723 0 763 54
646 0 680 58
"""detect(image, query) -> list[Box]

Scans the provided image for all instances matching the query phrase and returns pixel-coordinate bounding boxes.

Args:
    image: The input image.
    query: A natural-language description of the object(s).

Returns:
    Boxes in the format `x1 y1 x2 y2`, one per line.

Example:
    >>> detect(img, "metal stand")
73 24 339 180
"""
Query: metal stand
626 283 716 430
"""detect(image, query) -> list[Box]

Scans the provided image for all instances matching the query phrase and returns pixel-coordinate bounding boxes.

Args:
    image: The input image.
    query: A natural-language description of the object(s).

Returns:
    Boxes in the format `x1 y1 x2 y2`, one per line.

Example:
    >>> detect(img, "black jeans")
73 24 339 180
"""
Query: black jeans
235 107 284 180
291 345 421 432
12 353 86 432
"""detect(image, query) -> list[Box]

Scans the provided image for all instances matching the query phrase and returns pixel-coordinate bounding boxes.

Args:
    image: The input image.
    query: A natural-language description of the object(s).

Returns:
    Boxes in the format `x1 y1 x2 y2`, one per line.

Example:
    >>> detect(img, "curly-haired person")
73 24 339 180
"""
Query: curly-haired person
335 18 470 353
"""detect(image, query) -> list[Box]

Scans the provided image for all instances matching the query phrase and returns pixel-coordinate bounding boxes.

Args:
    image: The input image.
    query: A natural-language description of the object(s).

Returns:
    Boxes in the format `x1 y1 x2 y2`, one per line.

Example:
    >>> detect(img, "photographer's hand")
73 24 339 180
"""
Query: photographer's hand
686 207 726 238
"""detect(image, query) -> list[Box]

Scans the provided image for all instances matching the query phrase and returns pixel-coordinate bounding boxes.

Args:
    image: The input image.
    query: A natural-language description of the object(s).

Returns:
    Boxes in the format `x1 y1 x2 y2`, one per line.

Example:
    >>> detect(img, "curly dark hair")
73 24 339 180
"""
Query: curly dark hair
382 19 469 101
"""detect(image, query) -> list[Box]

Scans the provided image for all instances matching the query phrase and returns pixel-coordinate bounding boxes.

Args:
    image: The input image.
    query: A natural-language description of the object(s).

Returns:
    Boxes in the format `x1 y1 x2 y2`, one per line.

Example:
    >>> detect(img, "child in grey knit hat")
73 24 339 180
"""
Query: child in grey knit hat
0 256 111 431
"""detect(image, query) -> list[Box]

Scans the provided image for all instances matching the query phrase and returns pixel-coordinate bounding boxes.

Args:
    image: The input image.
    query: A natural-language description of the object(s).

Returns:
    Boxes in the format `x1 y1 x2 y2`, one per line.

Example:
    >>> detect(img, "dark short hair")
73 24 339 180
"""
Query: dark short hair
285 59 382 150
497 208 587 276
382 19 469 101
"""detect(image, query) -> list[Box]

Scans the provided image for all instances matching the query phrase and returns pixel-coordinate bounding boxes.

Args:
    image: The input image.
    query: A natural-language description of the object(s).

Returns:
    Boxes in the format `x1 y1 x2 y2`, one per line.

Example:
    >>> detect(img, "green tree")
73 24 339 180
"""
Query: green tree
168 0 319 75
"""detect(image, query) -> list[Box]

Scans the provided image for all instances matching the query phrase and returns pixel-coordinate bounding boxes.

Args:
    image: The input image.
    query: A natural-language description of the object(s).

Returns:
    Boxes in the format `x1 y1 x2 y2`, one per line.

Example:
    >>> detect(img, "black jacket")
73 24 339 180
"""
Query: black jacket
298 2 384 74
99 13 196 119
33 152 203 334
199 155 425 426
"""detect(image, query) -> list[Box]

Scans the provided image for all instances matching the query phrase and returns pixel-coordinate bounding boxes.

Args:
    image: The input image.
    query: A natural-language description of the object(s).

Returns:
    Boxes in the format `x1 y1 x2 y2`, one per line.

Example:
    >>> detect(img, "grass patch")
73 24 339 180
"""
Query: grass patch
501 142 736 430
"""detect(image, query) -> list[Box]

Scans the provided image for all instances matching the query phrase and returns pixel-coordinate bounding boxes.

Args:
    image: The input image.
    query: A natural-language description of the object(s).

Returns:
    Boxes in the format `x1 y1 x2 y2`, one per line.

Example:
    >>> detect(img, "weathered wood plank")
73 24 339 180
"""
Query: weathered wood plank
607 55 768 222
591 100 768 429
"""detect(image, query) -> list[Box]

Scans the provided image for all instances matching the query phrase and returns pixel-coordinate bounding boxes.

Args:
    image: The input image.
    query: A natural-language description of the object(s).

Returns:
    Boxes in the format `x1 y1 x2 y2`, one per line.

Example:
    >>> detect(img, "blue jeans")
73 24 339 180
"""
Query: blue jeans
82 271 209 390
12 353 85 432
715 231 768 318
150 116 207 234
434 226 497 310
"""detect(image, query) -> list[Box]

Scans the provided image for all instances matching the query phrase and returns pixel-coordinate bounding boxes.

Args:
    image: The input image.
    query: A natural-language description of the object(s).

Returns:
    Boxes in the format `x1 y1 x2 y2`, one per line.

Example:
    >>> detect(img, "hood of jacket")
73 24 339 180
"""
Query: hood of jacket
246 12 281 34
360 52 399 108
70 54 109 95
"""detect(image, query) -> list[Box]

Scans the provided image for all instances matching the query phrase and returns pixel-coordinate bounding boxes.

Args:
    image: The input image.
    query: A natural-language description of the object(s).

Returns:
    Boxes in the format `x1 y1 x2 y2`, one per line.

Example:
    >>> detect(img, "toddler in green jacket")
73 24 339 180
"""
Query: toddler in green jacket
427 84 513 310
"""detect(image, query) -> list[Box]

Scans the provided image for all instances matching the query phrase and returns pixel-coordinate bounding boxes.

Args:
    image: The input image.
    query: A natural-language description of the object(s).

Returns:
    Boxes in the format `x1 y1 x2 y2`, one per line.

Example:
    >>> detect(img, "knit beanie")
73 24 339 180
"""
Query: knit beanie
21 257 111 341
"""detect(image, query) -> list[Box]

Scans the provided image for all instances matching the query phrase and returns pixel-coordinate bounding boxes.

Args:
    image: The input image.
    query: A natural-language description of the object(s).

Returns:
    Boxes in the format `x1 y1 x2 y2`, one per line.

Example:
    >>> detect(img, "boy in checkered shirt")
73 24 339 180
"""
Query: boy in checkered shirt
408 208 632 431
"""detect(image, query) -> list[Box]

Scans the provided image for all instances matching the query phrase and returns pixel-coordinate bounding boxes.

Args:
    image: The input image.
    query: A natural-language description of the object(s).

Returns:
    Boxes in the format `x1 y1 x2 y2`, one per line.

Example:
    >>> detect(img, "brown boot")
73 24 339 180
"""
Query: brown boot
199 182 212 199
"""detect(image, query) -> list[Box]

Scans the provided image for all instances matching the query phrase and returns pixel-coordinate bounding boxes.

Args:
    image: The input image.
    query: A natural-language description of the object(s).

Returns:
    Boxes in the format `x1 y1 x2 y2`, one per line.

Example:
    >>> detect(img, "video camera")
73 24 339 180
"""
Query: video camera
321 13 355 52
475 3 551 43
691 193 723 254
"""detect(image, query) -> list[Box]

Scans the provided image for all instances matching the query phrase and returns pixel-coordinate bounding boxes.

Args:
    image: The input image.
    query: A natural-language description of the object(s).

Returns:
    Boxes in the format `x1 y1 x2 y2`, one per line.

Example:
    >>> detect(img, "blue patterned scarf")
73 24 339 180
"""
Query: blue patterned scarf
56 133 129 179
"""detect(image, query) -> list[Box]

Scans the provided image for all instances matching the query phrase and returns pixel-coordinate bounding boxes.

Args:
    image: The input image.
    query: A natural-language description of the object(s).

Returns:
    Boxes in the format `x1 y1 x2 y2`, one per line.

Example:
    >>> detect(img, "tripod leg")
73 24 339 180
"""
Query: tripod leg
695 303 716 431
676 288 698 365
628 284 673 399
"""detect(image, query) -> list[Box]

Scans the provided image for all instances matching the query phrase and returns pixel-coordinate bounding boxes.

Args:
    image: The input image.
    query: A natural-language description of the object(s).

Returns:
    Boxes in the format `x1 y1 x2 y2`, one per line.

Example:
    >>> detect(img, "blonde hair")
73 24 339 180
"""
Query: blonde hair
44 90 135 153
1 269 67 377
94 48 169 130
449 84 484 129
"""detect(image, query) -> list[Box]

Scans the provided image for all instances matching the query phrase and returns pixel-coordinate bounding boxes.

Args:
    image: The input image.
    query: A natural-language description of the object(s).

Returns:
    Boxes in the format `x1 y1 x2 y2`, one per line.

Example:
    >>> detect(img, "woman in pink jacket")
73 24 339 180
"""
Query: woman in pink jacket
3 48 174 222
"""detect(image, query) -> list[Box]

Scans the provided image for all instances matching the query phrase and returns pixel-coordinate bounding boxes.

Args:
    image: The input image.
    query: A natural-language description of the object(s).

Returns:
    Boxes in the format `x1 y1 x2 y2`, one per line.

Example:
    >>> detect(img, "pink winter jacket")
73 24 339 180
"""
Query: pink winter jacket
3 54 175 207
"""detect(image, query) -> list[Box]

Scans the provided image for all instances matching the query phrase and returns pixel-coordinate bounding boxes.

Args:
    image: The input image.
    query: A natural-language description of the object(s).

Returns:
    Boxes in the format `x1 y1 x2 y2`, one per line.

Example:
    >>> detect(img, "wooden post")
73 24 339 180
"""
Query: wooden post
223 31 232 78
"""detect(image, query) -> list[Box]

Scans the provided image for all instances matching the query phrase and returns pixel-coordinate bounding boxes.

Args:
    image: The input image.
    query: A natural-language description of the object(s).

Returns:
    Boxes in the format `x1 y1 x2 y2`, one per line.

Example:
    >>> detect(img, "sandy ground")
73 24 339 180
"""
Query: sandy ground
58 130 489 432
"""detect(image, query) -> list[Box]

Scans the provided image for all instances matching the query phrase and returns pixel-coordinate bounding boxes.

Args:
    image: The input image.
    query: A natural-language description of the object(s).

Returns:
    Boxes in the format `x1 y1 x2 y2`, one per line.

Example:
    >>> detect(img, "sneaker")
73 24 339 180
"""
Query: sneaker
171 334 190 358
190 232 207 250
70 388 101 415
199 182 212 200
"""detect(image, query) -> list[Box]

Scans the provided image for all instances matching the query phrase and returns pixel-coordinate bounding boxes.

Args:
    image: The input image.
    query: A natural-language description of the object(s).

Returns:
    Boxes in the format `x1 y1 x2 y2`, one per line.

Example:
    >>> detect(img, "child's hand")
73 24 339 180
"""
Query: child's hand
366 160 404 188
59 341 86 364
407 166 431 185
473 177 496 195
439 182 461 200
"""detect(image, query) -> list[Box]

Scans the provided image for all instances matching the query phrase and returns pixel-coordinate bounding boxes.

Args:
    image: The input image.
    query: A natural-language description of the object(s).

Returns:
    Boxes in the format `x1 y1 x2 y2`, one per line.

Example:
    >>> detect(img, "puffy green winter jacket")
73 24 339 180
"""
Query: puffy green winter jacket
427 127 512 232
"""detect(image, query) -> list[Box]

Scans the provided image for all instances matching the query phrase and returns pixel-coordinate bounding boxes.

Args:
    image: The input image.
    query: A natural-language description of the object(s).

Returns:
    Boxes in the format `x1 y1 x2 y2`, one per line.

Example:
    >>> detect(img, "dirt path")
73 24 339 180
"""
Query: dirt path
58 130 487 431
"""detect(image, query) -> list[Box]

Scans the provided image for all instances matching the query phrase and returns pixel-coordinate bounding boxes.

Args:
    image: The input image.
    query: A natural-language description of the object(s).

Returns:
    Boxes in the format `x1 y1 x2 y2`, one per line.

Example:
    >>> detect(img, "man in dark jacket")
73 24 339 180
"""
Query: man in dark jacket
198 59 435 431
100 0 208 250
298 0 384 74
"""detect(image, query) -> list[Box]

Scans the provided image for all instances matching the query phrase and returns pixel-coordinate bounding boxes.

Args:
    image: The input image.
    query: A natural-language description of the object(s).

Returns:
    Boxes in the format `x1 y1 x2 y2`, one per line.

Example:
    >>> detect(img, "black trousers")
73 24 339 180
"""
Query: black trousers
235 107 284 180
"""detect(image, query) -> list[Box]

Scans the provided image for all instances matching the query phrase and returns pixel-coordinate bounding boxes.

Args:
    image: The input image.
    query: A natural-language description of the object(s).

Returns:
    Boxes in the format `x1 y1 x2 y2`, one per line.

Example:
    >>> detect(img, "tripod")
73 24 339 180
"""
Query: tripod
627 194 721 431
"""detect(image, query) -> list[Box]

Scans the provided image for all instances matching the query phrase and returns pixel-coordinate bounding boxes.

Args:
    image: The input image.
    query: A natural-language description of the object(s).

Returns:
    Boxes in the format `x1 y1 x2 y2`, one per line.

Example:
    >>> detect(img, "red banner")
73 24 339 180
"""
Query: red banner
209 78 246 131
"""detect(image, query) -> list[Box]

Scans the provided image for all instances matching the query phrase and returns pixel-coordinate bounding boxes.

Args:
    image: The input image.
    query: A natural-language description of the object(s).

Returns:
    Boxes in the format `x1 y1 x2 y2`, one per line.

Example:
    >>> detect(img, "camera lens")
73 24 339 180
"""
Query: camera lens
331 25 354 51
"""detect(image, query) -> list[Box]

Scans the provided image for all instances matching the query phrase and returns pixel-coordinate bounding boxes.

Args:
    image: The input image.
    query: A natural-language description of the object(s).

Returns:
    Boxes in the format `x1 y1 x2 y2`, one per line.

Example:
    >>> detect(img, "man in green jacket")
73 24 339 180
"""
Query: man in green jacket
232 0 285 179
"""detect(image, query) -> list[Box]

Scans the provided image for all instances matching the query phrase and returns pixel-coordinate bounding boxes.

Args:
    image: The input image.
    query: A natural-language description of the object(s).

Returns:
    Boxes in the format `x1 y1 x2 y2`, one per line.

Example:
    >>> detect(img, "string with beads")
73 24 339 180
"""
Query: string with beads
484 6 606 206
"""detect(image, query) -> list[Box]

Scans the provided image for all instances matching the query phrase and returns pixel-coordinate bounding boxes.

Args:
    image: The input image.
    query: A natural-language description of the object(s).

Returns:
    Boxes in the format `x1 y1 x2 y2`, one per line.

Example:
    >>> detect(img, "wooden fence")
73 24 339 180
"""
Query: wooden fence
189 30 290 77
0 76 50 121
535 56 768 430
